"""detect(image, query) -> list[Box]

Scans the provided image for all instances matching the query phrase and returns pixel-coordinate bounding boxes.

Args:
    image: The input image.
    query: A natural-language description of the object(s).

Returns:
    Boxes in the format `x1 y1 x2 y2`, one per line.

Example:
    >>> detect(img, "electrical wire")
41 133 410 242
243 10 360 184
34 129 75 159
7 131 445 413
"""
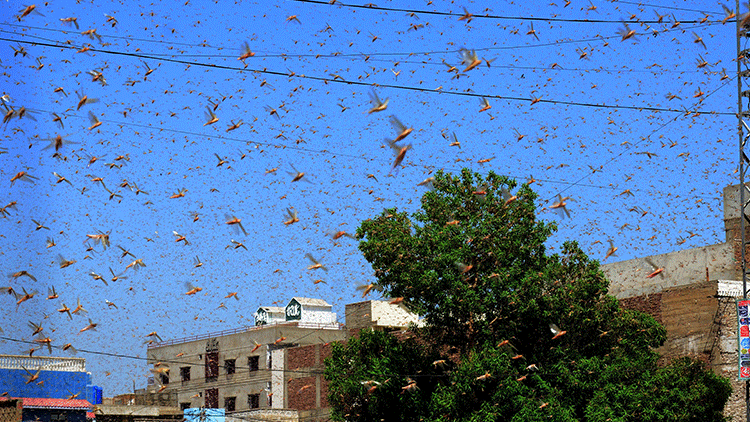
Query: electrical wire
288 0 718 24
1 20 727 63
0 36 734 117
7 102 728 205
553 72 737 200
609 0 723 15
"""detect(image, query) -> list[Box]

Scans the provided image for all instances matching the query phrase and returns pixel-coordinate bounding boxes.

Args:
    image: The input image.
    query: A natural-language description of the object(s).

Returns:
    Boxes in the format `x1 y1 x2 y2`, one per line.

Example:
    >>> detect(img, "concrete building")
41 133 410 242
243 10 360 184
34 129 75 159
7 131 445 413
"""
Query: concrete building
601 183 749 421
146 298 420 422
146 297 346 415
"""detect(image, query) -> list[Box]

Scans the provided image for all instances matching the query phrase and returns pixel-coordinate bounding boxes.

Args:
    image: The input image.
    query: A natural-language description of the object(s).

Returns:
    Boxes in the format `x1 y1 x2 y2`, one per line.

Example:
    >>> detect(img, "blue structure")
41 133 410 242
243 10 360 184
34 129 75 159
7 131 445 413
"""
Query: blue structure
0 355 102 405
184 408 225 422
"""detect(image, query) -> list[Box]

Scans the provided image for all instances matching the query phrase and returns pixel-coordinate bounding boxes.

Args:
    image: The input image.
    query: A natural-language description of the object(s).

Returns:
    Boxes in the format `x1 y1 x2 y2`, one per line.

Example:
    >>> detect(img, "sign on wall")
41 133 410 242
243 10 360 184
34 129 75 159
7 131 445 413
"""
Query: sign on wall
737 299 750 380
255 308 268 326
286 298 301 321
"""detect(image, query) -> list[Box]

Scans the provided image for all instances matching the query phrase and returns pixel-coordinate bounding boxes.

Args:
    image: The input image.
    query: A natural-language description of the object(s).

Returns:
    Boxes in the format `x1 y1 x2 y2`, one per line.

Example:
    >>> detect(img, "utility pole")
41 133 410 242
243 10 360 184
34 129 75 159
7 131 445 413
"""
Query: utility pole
738 1 750 420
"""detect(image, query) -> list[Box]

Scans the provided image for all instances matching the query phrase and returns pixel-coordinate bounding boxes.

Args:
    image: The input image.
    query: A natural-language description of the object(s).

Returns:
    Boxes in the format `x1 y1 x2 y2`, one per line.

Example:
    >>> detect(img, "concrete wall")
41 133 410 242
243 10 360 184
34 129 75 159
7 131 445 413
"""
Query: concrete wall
344 301 372 333
226 409 298 422
601 242 736 299
371 301 420 327
345 300 421 333
722 183 750 242
95 405 183 422
617 281 719 361
296 309 336 325
270 348 284 409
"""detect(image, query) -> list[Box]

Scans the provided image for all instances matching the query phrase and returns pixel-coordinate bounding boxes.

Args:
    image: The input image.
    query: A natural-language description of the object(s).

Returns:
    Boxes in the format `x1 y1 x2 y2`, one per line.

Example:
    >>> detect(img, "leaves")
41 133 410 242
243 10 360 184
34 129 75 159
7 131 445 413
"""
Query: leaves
328 169 730 421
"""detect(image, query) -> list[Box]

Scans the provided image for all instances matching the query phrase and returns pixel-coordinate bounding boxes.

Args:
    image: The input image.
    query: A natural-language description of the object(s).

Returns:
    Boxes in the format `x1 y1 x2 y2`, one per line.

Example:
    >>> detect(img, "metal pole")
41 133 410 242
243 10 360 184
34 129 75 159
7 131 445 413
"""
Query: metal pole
739 2 745 299
738 1 750 420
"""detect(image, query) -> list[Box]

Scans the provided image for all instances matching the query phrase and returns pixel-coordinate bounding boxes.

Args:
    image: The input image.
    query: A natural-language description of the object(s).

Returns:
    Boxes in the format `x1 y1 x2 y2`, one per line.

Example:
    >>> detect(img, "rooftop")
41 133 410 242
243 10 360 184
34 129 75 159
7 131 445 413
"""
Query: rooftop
1 397 93 410
147 320 344 349
257 306 284 313
290 297 331 307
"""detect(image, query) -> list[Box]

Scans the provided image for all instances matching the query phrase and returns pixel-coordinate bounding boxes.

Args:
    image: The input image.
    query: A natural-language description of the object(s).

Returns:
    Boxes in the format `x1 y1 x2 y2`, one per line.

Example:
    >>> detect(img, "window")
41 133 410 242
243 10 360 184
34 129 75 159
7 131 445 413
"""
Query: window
180 367 191 382
247 394 259 409
160 370 169 385
267 382 272 407
248 356 259 372
224 396 236 412
224 359 236 375
180 402 191 410
205 388 218 408
205 351 219 381
267 353 272 369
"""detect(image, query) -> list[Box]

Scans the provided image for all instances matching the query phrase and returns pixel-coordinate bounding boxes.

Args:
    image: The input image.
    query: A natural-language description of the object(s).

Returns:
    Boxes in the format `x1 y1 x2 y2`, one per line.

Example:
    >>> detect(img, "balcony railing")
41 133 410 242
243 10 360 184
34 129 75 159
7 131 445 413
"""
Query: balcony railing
0 355 86 372
147 321 343 348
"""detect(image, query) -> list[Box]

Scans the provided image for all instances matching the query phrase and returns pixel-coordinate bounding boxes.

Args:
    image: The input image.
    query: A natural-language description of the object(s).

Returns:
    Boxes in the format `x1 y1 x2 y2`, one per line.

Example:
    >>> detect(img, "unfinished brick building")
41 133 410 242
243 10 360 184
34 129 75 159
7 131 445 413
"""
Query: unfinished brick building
601 183 748 421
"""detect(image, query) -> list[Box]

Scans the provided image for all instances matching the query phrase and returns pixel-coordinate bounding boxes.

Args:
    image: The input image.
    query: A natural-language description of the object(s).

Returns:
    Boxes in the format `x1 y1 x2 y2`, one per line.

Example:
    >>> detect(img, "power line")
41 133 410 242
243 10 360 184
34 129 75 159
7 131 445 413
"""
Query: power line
0 36 734 117
0 334 327 379
552 70 736 200
0 41 732 204
6 100 688 202
288 0 718 24
609 0 722 16
0 23 733 205
2 19 726 64
0 22 221 49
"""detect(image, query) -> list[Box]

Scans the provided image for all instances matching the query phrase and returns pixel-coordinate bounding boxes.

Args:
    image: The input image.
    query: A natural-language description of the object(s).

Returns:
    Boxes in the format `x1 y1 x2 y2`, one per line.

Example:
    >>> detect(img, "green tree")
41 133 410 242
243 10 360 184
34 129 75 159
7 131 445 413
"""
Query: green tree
325 169 731 421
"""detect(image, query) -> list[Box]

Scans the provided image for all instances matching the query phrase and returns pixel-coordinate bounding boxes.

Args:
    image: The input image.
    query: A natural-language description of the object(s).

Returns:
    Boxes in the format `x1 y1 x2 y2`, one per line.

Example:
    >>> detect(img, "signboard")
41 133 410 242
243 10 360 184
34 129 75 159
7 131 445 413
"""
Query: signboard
255 308 268 326
286 298 301 321
738 299 750 380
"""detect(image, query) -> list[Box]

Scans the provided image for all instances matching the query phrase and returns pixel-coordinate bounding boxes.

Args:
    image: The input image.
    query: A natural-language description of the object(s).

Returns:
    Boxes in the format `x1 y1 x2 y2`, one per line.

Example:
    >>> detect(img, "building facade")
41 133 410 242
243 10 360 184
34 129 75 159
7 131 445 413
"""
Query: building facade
146 298 419 422
146 298 346 414
601 183 750 421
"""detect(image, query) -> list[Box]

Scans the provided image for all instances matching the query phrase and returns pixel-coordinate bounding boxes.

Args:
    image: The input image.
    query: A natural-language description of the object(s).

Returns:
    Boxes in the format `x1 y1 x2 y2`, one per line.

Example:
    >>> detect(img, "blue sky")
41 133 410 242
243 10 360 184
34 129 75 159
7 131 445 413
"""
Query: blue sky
0 0 740 396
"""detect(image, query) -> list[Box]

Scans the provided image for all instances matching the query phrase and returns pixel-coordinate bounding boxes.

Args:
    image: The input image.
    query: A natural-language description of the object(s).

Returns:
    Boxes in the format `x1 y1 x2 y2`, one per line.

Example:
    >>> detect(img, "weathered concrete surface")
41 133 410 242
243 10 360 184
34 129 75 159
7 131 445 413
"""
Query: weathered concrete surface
602 242 737 299
345 300 421 332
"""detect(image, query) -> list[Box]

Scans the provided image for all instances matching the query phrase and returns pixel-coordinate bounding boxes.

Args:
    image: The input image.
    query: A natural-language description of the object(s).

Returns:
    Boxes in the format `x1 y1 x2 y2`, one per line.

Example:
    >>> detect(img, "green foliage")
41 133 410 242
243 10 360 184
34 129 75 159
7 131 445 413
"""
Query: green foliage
327 169 731 421
586 357 732 422
325 330 442 422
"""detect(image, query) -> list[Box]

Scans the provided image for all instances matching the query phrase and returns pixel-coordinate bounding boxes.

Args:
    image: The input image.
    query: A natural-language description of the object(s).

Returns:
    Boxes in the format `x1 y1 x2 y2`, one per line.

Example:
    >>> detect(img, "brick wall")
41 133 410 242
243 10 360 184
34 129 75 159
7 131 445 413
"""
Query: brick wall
285 341 336 411
318 376 329 408
724 217 750 275
287 345 316 371
618 282 717 361
619 293 662 324
659 282 717 360
320 343 332 362
287 377 316 411
0 399 21 422
715 297 744 421
344 302 372 332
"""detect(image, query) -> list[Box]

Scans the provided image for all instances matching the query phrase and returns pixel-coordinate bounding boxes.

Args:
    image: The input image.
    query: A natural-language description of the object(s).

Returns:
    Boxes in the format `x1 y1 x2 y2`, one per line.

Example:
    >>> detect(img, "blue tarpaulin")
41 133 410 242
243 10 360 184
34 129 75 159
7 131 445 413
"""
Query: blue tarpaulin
184 408 225 422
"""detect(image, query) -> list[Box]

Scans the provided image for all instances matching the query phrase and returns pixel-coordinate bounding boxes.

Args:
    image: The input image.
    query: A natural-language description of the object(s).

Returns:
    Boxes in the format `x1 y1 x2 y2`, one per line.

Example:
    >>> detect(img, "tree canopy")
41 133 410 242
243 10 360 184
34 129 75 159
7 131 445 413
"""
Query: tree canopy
325 169 731 422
